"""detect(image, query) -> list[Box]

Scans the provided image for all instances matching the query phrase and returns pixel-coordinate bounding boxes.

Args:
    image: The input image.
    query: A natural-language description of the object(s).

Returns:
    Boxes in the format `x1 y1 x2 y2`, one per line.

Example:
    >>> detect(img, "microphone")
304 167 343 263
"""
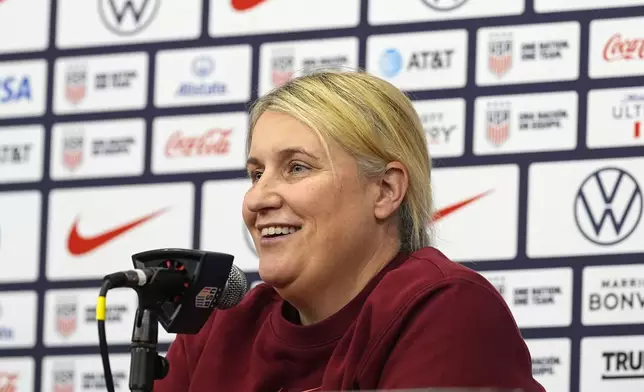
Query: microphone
96 248 249 392
100 248 248 334
102 263 248 311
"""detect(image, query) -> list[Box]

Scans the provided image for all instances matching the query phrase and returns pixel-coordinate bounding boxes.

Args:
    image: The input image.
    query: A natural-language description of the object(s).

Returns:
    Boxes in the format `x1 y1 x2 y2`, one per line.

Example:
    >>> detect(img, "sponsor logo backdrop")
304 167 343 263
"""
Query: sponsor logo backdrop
0 1 643 391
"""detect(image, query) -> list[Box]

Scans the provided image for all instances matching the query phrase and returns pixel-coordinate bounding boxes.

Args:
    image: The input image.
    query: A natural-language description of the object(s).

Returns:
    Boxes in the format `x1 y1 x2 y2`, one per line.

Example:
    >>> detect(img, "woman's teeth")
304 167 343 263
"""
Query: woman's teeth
261 226 300 237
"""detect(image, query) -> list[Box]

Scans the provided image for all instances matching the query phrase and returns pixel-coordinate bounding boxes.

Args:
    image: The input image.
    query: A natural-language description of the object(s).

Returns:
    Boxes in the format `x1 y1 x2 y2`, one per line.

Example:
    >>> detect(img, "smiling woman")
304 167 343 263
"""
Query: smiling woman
153 71 546 392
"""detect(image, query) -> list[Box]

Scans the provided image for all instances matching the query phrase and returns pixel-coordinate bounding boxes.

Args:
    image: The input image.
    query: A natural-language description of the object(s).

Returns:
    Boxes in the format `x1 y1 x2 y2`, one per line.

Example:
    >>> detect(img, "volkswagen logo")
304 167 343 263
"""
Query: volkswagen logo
421 0 469 11
99 0 161 36
574 167 642 246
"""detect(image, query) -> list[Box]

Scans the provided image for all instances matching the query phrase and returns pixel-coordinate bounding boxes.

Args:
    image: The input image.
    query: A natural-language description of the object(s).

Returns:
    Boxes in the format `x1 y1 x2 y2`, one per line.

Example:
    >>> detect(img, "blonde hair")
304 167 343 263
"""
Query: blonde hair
247 71 434 252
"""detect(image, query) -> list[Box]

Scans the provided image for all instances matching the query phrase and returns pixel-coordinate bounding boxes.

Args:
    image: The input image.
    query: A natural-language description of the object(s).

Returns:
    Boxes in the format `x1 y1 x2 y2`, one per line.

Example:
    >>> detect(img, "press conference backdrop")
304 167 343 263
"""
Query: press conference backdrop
0 0 643 391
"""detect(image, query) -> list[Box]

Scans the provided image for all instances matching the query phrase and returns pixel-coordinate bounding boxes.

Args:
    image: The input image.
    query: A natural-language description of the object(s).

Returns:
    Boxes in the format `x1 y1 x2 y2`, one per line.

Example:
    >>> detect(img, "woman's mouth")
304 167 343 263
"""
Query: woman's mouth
260 226 302 243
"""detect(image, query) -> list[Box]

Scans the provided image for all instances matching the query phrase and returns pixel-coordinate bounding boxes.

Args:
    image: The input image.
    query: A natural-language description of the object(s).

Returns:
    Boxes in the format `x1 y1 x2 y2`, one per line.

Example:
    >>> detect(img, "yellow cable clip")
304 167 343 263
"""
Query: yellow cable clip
96 296 106 321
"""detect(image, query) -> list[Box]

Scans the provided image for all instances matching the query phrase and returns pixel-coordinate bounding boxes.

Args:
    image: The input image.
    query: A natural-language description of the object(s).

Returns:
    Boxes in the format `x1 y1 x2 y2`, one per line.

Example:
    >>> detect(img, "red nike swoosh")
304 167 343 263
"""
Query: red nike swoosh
67 208 169 256
231 0 267 11
432 190 493 222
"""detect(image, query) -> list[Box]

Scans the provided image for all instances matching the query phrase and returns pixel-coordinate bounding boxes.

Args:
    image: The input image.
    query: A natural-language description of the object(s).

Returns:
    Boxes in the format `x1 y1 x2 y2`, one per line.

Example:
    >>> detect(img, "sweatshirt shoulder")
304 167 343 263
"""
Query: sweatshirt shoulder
388 247 497 292
364 247 507 321
364 249 541 391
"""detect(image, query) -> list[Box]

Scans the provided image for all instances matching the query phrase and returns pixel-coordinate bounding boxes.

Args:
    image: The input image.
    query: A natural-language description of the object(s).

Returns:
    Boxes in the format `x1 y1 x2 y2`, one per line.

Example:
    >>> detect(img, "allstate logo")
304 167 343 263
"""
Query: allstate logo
192 56 214 78
574 167 642 246
379 49 403 78
421 0 469 11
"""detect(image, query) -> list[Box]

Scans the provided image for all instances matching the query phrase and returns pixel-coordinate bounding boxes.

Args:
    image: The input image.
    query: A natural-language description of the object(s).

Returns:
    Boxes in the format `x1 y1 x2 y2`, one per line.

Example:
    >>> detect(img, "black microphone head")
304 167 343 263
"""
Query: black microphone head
218 264 248 309
131 248 249 334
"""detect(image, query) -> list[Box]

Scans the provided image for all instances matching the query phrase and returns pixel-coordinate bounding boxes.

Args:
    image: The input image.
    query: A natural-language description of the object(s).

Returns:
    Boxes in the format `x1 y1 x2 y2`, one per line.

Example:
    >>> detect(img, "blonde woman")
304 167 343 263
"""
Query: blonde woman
155 71 545 392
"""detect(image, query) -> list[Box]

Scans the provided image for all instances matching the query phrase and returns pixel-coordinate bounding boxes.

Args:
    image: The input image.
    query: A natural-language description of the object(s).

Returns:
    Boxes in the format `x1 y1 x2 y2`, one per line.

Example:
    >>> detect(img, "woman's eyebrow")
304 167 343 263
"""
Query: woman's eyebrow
246 147 319 167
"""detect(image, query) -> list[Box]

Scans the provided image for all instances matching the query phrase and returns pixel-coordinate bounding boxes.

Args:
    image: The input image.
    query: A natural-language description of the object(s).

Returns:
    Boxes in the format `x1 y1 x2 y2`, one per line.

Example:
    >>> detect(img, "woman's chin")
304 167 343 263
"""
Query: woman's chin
258 261 297 289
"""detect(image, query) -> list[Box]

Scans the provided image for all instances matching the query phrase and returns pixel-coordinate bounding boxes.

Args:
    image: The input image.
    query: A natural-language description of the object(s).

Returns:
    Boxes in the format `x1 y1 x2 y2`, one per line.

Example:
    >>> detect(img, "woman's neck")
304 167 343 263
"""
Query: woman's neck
282 238 401 326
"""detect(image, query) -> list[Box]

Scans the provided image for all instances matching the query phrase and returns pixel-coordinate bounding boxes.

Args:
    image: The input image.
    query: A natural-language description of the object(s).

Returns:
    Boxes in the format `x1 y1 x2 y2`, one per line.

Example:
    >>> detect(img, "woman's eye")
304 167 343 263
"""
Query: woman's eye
250 170 262 182
290 163 309 173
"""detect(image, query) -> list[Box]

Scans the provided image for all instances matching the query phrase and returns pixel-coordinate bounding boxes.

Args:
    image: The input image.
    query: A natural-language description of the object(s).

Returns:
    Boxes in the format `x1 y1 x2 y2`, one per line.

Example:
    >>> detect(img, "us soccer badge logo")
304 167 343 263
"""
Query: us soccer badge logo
488 33 513 78
62 130 84 171
271 49 295 88
64 64 88 105
486 102 511 146
55 297 78 338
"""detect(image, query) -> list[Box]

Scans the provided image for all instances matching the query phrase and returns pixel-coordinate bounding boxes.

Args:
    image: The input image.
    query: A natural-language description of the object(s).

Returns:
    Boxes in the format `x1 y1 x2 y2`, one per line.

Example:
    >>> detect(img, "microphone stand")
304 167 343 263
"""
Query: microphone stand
129 296 169 392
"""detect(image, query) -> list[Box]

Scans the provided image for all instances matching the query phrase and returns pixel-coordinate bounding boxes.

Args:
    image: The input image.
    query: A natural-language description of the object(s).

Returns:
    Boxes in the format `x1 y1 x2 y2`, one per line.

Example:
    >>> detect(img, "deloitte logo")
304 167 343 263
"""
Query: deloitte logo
379 49 403 78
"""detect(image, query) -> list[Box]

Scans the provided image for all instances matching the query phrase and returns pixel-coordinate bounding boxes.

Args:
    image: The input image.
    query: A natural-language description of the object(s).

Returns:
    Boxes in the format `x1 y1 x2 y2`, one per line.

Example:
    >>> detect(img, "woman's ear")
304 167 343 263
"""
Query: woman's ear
373 161 408 220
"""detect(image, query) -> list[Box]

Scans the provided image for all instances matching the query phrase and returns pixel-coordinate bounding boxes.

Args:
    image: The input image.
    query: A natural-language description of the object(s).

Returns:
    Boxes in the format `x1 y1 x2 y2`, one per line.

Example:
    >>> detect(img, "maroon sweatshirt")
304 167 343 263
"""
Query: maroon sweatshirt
153 247 546 392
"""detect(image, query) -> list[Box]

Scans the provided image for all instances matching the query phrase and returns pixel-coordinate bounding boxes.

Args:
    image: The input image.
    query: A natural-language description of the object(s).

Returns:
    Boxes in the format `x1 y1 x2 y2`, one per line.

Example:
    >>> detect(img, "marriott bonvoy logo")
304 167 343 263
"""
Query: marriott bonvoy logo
583 264 644 326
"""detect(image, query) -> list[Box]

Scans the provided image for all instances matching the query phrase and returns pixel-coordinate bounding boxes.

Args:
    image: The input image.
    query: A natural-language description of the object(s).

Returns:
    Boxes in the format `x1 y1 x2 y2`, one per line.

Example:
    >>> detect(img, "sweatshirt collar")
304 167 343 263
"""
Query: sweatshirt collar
269 251 409 348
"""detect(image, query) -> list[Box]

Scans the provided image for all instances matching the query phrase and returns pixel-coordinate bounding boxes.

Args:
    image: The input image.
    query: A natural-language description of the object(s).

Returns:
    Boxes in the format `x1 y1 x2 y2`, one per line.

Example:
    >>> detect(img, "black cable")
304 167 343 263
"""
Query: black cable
98 279 116 392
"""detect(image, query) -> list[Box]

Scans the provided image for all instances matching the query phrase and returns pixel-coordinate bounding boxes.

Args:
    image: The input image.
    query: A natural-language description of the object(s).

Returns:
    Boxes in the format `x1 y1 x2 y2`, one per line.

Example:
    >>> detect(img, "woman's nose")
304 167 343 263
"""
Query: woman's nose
244 175 283 213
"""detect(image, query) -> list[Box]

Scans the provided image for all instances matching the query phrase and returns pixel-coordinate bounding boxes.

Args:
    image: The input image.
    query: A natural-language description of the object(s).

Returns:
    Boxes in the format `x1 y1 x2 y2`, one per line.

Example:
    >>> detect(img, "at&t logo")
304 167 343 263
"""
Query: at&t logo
379 49 403 78
574 167 642 246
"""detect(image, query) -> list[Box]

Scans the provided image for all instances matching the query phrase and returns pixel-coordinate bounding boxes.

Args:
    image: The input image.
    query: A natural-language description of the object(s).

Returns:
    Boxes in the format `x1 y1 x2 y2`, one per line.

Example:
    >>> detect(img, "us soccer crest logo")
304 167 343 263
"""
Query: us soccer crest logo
55 298 78 338
486 102 511 146
271 49 295 88
488 33 513 77
53 364 75 392
65 64 88 105
62 131 84 171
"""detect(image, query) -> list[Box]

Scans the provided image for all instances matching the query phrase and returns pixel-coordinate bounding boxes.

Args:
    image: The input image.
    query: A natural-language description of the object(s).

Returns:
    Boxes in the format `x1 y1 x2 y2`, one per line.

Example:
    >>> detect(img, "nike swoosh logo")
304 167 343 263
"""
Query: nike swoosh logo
67 208 169 256
231 0 267 11
432 190 493 222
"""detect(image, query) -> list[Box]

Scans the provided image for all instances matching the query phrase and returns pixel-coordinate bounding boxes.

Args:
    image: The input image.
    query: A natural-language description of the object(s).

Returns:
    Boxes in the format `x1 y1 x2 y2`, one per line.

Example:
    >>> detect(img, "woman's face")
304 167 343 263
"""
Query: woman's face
243 111 380 292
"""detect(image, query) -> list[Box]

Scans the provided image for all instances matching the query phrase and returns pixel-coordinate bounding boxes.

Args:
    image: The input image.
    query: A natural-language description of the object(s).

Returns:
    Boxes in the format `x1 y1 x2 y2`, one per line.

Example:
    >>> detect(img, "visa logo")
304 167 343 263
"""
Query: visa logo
0 76 32 103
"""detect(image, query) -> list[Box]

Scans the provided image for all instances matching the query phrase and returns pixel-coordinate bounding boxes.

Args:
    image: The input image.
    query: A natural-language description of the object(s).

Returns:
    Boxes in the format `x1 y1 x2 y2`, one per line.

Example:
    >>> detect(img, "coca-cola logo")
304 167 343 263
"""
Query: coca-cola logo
165 129 232 157
603 33 644 62
0 372 17 392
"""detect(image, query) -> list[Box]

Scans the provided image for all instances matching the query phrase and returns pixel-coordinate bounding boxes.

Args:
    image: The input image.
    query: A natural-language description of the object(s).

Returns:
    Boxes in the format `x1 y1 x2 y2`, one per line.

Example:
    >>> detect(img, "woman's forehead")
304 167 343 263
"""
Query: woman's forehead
250 112 330 154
